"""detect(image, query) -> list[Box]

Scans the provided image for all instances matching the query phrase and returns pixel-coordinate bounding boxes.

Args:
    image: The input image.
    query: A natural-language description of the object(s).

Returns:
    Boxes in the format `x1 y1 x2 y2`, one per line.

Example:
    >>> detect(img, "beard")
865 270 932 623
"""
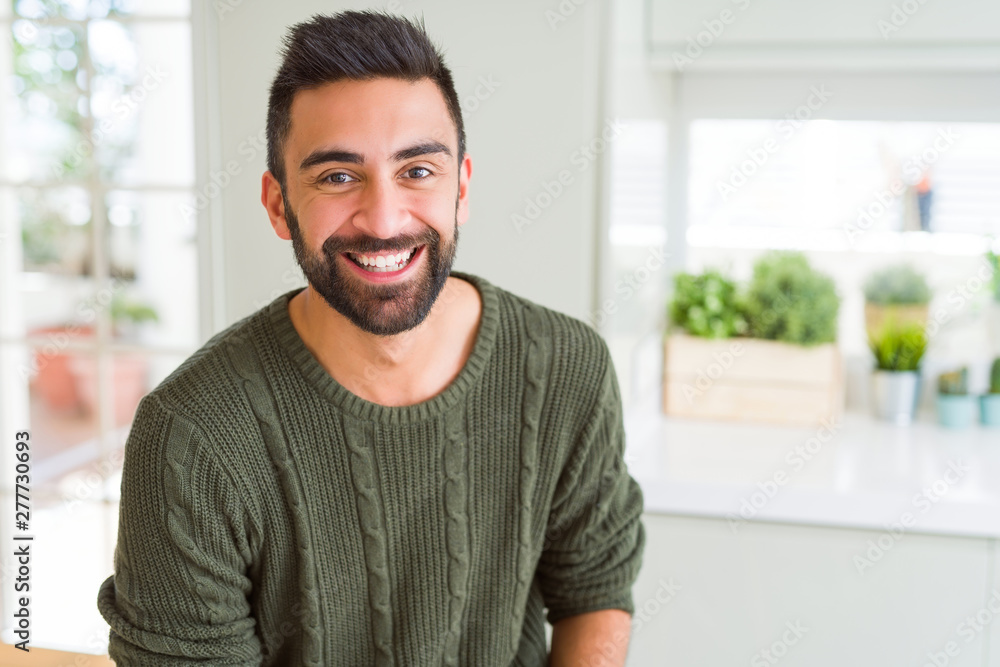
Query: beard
285 202 459 337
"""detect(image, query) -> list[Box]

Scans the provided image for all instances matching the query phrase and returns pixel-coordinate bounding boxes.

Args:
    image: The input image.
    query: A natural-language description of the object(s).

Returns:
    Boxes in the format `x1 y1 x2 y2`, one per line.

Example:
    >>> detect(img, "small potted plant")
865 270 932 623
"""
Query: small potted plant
987 244 1000 352
988 245 1000 301
937 367 976 428
981 358 1000 427
110 295 160 341
668 269 747 339
862 264 931 339
868 320 927 425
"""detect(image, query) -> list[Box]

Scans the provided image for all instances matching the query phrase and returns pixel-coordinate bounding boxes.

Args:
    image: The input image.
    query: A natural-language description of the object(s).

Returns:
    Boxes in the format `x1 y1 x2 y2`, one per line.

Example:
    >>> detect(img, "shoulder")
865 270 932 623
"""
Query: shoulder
497 279 610 368
459 271 609 355
461 271 614 413
138 295 288 436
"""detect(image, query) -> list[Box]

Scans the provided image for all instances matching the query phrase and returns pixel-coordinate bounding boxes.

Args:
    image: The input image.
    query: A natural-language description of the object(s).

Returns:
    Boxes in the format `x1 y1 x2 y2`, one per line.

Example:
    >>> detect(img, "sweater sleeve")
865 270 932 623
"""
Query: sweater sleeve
96 394 263 665
536 353 646 625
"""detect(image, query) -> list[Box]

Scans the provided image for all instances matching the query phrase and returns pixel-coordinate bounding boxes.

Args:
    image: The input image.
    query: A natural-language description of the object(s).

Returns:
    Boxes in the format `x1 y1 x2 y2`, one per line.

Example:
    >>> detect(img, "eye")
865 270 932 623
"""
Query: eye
323 172 355 185
404 167 432 179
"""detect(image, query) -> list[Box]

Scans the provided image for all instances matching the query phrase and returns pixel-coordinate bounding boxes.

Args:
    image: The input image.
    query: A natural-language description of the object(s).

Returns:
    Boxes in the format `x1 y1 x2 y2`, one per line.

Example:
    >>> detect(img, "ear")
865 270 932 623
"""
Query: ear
456 153 472 227
261 171 291 240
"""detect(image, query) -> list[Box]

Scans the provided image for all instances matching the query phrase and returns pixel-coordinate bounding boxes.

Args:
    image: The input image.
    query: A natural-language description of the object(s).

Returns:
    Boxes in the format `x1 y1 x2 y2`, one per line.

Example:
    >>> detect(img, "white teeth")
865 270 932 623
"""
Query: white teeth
349 247 418 273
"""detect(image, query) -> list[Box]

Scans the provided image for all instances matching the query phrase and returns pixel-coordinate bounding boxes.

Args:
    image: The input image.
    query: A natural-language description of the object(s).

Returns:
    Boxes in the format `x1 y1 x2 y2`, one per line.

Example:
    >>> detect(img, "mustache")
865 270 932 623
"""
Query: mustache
320 229 440 256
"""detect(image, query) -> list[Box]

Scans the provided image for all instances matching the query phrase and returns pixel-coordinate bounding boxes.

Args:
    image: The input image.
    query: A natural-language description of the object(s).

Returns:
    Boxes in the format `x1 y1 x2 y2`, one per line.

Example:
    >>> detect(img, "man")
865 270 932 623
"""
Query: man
97 10 644 666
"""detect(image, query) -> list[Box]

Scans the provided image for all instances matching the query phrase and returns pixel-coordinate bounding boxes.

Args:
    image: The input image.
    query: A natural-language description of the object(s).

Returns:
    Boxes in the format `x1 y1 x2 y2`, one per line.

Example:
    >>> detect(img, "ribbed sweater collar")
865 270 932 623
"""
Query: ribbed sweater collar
265 270 500 424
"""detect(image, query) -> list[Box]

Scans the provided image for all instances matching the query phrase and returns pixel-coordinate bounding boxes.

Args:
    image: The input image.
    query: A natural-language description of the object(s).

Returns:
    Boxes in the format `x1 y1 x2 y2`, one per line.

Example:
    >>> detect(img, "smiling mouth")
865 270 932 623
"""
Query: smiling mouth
344 245 422 273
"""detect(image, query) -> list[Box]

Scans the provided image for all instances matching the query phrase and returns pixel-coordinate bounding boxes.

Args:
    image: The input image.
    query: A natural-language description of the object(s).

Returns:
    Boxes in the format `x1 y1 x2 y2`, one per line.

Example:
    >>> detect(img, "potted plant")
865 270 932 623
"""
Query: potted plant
667 269 747 339
981 358 1000 427
663 252 843 425
110 295 160 340
868 320 927 425
741 251 840 346
987 243 1000 301
862 264 931 339
937 367 976 429
986 244 1000 353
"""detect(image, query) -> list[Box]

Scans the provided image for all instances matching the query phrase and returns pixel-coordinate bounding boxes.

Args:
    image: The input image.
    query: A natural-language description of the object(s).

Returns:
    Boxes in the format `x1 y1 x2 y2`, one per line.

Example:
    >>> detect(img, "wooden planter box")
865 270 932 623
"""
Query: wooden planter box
662 334 844 425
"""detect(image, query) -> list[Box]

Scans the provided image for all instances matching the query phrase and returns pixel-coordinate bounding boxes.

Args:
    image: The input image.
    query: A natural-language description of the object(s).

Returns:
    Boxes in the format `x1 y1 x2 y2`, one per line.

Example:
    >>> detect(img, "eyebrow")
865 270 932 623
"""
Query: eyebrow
299 141 452 171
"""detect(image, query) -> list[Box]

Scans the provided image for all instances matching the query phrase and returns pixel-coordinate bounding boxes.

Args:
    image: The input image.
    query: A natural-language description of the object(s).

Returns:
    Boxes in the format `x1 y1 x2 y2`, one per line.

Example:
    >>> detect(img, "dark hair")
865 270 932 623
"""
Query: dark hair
266 10 466 189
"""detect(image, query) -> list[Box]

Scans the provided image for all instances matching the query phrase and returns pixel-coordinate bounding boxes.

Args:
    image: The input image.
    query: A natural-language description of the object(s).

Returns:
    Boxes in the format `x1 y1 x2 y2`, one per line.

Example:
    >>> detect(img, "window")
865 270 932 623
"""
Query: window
687 120 1000 249
601 70 1000 408
603 119 668 408
0 0 198 652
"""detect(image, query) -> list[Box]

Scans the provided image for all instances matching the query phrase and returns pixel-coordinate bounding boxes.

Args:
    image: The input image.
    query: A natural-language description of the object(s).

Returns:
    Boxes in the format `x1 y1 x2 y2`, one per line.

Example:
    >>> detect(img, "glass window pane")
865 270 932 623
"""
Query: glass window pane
11 0 185 20
105 190 199 348
0 189 21 339
94 0 189 19
23 349 173 502
0 344 31 495
26 350 99 499
688 120 1000 238
13 0 56 20
19 186 92 273
607 119 669 334
5 20 88 183
45 352 188 512
122 0 190 16
15 0 88 20
92 20 194 187
18 187 100 341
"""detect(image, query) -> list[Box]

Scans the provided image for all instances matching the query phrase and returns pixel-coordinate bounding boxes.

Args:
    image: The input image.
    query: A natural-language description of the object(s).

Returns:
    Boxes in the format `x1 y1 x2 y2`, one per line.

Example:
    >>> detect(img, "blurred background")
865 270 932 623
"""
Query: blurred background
0 0 999 664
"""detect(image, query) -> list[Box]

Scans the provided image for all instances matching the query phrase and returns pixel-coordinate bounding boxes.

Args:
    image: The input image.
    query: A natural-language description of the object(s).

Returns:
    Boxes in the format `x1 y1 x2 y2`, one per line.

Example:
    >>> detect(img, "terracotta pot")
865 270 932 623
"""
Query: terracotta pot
68 354 149 427
28 325 95 414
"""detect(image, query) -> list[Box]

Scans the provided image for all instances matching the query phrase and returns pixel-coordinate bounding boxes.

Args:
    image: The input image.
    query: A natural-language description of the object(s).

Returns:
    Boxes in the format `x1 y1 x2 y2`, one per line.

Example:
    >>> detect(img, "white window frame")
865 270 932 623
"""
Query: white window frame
0 0 223 652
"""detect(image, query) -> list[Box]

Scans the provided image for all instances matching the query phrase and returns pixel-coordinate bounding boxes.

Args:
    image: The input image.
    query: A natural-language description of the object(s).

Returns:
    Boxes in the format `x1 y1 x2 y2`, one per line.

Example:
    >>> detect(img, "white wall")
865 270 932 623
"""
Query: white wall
647 0 1000 71
203 0 608 326
649 0 1000 43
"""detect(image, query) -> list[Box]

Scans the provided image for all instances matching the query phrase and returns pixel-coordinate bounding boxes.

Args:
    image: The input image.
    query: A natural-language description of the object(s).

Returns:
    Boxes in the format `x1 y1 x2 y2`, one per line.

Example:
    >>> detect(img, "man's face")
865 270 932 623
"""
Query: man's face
267 77 471 336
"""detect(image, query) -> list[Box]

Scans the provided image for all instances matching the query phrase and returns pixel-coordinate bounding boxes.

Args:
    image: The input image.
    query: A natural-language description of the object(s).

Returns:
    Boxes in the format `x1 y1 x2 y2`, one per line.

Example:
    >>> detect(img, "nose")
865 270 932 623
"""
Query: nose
351 173 411 240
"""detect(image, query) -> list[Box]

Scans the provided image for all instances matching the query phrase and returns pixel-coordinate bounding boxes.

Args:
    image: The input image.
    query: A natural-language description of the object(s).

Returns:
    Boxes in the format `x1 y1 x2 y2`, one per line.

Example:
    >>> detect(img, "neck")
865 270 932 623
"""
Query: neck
288 275 481 406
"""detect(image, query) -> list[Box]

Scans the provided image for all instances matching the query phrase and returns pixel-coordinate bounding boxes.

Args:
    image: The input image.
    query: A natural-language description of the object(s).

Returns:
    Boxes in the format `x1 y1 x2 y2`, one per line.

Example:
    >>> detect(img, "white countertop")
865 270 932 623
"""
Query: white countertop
624 405 1000 539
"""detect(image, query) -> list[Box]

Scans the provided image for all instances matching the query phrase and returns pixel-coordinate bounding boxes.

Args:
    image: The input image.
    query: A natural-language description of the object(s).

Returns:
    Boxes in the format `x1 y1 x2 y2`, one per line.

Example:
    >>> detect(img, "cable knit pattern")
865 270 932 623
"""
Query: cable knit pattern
510 304 550 654
96 271 645 666
221 335 325 664
162 417 240 622
441 405 470 666
342 414 395 666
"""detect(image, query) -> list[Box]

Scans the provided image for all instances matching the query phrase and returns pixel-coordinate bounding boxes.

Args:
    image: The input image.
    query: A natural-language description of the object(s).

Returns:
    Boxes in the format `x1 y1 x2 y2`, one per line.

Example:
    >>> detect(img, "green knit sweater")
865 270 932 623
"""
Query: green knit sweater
96 271 645 666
